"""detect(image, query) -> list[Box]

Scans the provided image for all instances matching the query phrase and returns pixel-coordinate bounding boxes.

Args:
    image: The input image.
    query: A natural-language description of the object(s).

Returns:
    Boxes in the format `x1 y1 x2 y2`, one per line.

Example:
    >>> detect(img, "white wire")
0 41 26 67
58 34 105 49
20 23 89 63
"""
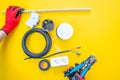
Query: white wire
1 8 91 13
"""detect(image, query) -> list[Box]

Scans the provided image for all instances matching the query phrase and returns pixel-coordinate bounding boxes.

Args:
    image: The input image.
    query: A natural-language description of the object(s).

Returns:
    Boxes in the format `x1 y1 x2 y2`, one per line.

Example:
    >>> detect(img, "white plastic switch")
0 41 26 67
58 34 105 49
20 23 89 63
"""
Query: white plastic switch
25 11 40 28
50 56 69 67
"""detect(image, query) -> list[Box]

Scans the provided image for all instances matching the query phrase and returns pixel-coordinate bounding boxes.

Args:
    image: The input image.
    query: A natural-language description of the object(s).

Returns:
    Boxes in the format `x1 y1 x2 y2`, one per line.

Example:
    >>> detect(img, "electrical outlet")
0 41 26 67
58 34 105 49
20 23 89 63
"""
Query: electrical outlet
50 56 69 67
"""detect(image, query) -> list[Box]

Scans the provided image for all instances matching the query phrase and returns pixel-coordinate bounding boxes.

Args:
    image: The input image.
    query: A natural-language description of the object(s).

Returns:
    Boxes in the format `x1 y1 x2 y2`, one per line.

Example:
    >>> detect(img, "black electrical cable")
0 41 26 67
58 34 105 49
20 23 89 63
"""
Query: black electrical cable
41 50 71 58
24 46 81 60
22 28 52 58
41 46 81 59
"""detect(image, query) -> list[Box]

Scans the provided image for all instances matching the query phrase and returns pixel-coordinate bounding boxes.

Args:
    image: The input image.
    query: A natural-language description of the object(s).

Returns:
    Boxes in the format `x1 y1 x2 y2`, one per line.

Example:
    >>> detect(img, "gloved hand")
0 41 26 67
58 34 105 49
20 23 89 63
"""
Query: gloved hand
2 6 24 34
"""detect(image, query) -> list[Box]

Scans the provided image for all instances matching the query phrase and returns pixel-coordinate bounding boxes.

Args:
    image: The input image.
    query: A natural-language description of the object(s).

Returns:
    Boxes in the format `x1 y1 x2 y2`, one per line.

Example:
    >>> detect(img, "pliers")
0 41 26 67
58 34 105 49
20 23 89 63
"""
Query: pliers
64 55 97 80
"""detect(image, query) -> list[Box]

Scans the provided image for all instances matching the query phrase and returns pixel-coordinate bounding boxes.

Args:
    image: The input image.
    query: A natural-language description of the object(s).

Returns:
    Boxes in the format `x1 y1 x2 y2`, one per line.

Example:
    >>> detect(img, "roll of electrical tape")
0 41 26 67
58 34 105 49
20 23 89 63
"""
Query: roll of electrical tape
22 28 52 58
39 59 50 71
56 23 73 40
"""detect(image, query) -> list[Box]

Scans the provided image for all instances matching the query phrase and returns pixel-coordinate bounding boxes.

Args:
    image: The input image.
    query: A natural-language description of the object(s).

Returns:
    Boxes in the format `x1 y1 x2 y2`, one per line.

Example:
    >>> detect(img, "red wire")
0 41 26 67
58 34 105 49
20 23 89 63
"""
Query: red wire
76 73 85 80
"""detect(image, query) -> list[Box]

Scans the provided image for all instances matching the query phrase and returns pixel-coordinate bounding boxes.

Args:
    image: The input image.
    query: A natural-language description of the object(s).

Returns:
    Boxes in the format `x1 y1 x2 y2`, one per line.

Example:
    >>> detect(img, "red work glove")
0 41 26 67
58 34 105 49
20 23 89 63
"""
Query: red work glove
2 6 24 34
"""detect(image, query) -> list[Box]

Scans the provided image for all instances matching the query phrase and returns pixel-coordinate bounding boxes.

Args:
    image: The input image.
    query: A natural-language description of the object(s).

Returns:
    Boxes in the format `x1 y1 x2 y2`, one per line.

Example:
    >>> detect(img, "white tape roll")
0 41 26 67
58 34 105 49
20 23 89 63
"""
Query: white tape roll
57 23 73 40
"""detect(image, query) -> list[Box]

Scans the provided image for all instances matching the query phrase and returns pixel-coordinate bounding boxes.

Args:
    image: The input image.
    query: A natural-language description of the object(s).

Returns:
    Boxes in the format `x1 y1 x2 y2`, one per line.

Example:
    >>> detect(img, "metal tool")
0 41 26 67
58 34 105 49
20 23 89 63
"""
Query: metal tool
64 55 97 80
1 8 91 13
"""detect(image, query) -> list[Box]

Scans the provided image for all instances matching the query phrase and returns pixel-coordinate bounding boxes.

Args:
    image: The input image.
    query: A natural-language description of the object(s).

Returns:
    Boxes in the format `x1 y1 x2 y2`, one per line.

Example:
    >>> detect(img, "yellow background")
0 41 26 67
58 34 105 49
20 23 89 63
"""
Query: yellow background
0 0 120 80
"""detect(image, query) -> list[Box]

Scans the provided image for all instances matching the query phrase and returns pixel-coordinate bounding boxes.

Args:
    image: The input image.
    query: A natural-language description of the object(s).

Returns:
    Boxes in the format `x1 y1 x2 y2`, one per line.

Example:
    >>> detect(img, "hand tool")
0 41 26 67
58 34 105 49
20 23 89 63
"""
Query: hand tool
64 55 97 80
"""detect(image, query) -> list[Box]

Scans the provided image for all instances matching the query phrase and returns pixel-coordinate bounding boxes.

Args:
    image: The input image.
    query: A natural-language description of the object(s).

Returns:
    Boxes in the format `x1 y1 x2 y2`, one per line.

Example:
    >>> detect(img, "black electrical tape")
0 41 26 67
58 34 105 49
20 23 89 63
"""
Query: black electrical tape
22 28 52 58
39 59 50 71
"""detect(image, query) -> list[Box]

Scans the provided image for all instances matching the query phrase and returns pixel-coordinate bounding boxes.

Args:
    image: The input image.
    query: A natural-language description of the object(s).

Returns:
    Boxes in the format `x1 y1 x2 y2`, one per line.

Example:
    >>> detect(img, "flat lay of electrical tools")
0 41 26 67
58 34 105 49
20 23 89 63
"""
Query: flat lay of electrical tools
1 6 97 80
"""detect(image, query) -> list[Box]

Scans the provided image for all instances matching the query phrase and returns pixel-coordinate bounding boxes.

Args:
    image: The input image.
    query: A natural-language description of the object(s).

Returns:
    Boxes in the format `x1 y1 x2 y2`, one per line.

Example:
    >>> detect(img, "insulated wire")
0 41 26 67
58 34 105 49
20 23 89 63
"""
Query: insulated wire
1 8 91 13
76 73 85 80
41 50 71 59
22 28 52 59
24 46 81 60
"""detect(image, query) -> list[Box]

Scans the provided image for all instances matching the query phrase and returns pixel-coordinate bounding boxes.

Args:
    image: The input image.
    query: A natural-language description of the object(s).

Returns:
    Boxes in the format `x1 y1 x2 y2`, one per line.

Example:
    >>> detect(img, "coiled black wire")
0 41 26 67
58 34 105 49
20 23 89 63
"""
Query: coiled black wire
22 28 52 58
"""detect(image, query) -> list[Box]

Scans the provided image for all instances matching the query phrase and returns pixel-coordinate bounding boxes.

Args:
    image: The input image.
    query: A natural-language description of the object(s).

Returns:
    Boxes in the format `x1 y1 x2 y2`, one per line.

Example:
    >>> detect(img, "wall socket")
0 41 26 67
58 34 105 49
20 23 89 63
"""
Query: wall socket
50 56 69 67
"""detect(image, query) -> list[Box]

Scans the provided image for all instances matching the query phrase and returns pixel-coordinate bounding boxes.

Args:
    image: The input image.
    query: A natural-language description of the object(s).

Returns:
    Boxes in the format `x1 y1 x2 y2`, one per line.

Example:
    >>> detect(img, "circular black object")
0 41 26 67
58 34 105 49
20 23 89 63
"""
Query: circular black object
22 28 52 58
42 19 54 32
39 59 50 71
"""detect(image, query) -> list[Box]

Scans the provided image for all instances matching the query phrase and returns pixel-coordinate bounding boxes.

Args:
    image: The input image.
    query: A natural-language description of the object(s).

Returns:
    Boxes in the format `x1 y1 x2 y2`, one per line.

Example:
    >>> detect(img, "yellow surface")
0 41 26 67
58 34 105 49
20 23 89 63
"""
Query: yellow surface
0 0 120 80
